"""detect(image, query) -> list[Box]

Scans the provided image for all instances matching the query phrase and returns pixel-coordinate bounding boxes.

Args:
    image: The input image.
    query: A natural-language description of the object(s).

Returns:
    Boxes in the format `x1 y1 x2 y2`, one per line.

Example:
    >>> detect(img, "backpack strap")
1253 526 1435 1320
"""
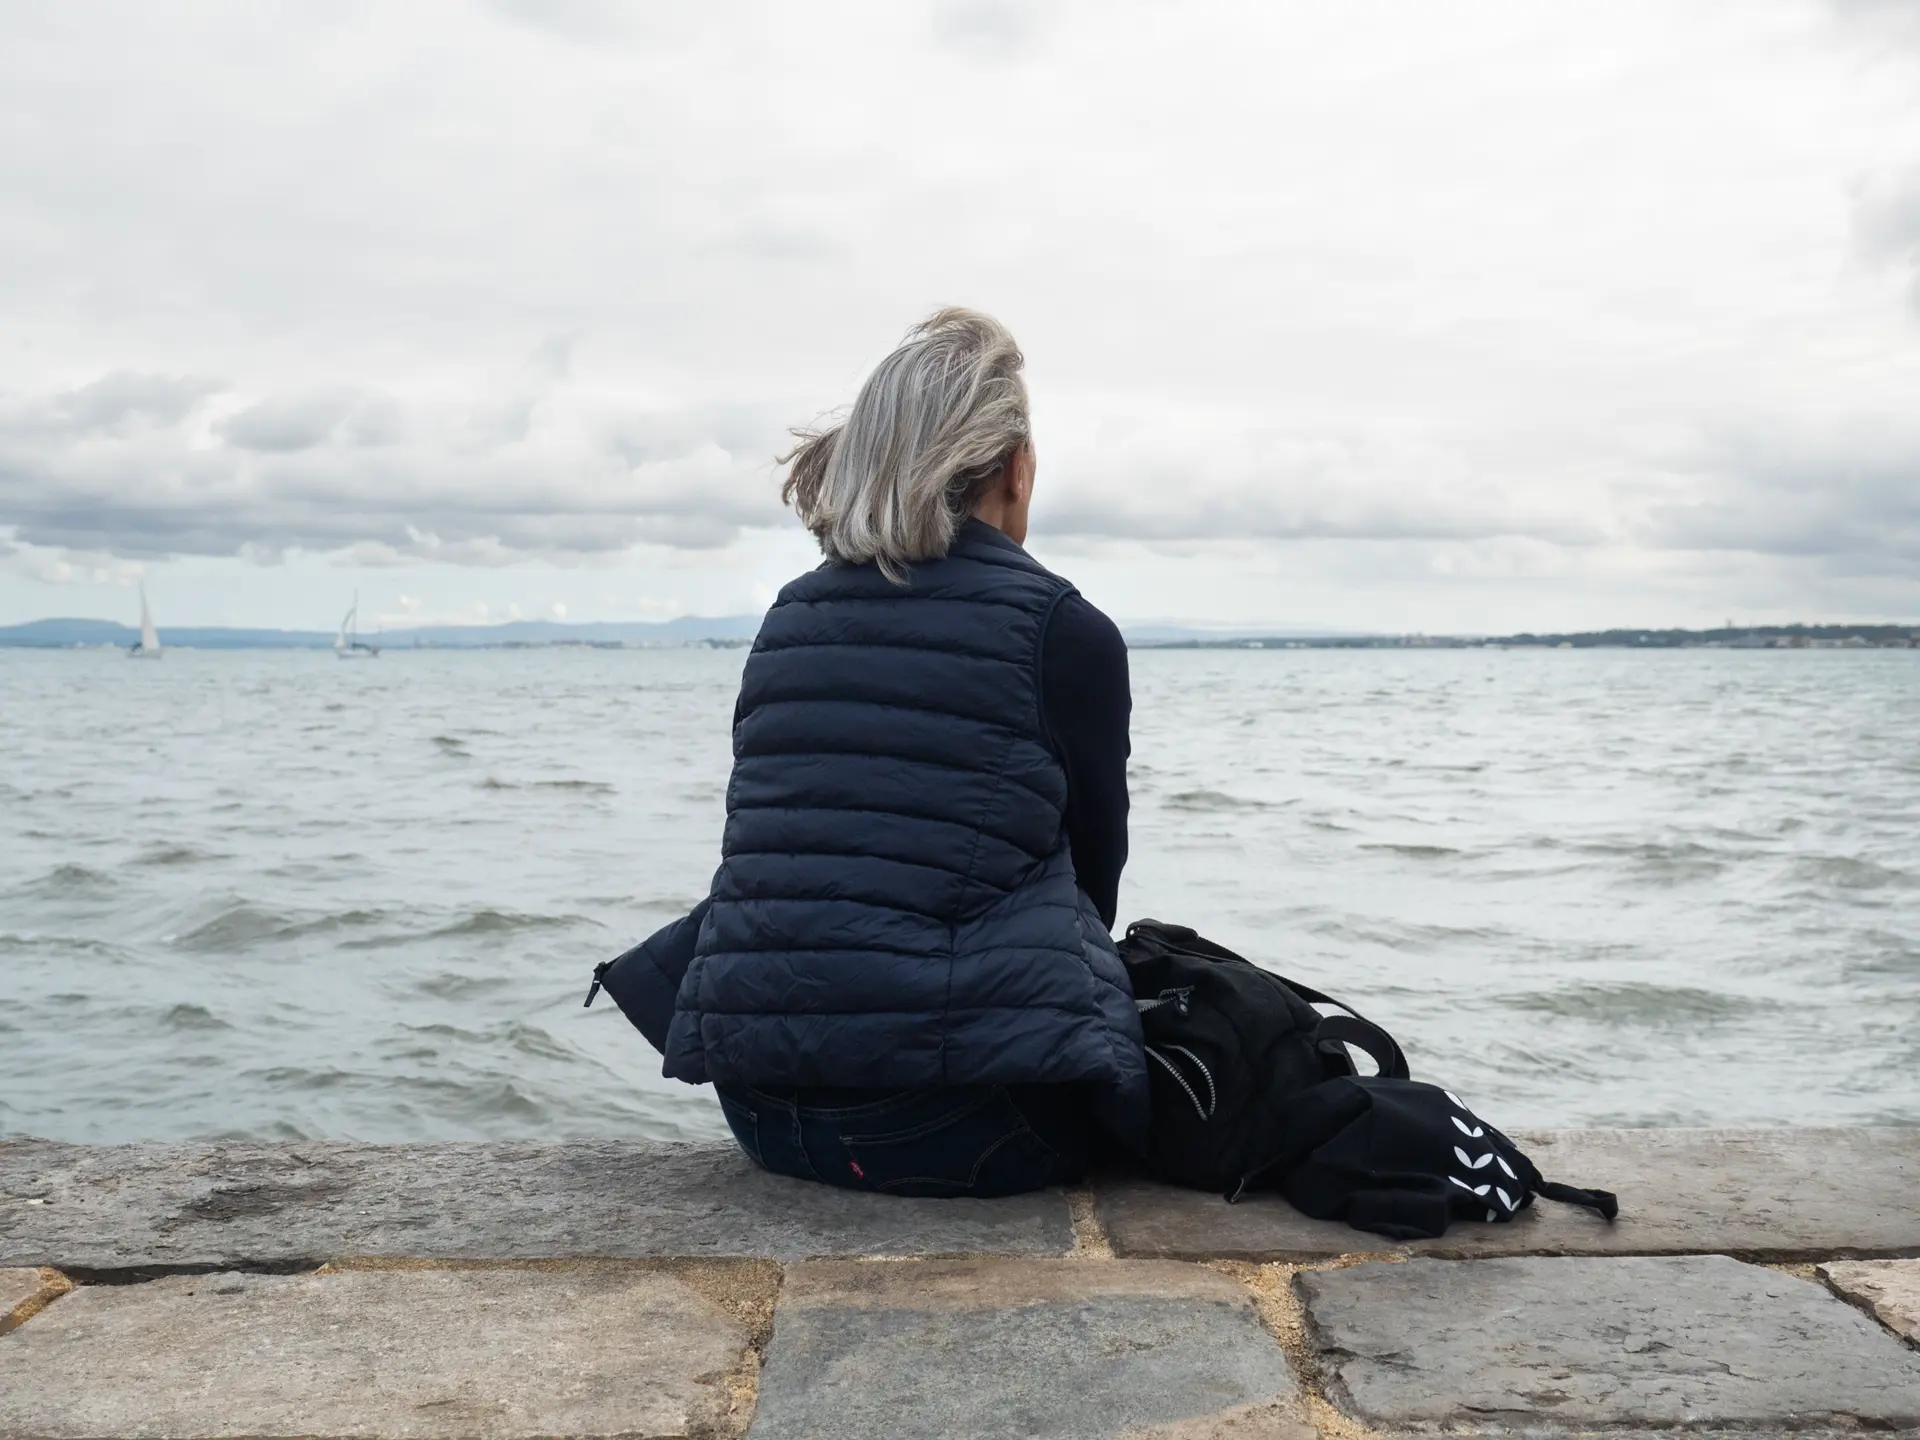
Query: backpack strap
1125 922 1414 1081
1535 1178 1620 1220
1311 1014 1411 1081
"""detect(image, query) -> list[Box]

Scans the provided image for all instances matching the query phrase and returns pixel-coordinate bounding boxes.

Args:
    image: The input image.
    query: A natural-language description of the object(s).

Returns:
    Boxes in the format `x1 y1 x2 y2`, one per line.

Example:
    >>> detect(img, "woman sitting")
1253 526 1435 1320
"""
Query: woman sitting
600 307 1147 1197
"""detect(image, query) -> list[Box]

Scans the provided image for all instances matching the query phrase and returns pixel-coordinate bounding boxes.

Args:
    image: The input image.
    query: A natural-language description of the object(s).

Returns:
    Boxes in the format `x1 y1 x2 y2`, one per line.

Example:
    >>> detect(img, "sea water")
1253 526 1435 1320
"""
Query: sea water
3 646 1916 1143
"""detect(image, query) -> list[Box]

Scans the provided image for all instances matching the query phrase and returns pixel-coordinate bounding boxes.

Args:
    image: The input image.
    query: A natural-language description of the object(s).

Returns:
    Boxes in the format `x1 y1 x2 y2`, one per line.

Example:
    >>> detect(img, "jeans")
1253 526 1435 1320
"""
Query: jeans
714 1083 1089 1198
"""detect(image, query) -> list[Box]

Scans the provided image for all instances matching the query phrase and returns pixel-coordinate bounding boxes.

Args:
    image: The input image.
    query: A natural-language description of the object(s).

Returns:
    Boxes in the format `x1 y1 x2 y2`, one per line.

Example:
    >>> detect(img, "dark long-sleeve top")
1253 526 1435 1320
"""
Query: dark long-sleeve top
1038 592 1131 929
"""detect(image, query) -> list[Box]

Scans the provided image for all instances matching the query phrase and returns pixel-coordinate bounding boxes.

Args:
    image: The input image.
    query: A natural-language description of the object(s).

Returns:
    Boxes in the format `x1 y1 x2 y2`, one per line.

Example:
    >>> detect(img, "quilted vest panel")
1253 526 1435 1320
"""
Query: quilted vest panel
663 523 1147 1135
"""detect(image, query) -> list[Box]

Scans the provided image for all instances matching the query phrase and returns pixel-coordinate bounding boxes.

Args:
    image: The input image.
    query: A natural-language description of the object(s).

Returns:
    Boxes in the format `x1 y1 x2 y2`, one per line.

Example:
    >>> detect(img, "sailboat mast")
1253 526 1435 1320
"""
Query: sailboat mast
133 583 161 656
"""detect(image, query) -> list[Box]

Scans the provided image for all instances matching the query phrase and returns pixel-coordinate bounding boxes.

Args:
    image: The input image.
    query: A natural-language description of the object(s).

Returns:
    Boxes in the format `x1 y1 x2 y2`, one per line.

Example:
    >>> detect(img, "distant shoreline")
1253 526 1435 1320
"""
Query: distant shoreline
2 617 1915 651
1140 623 1919 651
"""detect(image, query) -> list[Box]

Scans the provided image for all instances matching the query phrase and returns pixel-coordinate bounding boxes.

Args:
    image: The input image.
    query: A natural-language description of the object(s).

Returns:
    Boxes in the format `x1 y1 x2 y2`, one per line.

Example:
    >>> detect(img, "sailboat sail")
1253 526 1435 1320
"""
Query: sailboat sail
131 585 161 657
335 590 379 658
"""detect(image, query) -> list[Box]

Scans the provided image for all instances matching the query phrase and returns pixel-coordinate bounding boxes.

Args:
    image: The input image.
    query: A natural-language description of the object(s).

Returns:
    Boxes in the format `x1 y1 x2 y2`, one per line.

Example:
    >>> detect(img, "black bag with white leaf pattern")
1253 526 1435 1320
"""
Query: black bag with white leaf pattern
1242 1076 1619 1240
1117 919 1412 1195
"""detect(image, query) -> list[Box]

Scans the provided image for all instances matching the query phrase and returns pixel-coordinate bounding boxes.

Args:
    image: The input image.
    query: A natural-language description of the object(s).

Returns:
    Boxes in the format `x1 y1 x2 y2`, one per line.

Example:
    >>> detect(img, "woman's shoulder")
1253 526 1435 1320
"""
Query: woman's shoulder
1045 591 1126 662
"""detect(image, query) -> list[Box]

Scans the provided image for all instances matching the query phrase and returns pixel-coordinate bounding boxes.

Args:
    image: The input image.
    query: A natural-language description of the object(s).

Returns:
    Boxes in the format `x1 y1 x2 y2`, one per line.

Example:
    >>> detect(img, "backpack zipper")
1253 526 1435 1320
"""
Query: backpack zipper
1135 986 1193 1017
1144 1052 1205 1128
1160 1043 1216 1117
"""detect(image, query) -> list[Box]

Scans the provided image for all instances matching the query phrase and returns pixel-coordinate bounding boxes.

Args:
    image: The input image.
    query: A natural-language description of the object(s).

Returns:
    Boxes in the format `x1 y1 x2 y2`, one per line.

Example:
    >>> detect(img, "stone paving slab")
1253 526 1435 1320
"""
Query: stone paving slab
749 1258 1307 1439
0 1138 1073 1270
1097 1127 1920 1260
1823 1259 1920 1346
0 1264 760 1439
1299 1254 1920 1430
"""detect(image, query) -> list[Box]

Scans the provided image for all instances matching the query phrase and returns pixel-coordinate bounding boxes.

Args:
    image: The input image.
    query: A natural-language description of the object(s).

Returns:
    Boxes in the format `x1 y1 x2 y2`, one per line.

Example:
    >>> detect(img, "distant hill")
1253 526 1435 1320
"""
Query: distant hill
382 617 764 647
0 615 765 649
1121 624 1367 645
0 618 340 649
4 614 1363 650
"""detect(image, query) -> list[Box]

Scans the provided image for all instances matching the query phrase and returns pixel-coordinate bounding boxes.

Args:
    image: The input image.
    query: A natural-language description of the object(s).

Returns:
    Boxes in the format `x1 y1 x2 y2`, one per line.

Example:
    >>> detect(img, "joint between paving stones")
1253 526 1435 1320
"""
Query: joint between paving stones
1817 1260 1920 1354
54 1259 326 1286
1210 1255 1407 1440
0 1268 73 1336
1067 1186 1114 1258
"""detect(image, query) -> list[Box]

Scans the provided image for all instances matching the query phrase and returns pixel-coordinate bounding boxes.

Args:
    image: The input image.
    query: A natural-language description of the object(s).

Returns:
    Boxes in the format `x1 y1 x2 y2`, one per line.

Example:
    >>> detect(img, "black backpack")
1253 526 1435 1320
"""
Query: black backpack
1116 919 1409 1195
1118 919 1619 1237
1248 1076 1619 1240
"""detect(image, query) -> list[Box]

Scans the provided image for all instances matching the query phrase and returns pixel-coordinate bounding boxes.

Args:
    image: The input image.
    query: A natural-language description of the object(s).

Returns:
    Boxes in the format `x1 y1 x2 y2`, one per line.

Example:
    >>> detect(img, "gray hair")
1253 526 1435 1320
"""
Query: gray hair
781 307 1030 581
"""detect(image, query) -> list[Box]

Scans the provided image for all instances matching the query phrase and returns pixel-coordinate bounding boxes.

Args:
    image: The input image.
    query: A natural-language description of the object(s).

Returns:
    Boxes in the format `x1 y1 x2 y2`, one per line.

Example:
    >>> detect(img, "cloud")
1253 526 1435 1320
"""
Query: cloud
7 363 1920 595
1040 419 1606 548
217 392 358 452
1028 403 1920 589
480 0 637 46
0 367 793 563
1638 421 1920 569
29 372 223 437
1 543 145 587
931 0 1053 61
1826 0 1920 53
1855 167 1920 310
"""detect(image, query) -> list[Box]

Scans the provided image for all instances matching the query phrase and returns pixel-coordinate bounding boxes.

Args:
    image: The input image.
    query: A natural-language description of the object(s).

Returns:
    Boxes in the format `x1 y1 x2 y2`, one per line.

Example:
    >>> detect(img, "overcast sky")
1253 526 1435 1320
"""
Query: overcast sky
3 0 1919 633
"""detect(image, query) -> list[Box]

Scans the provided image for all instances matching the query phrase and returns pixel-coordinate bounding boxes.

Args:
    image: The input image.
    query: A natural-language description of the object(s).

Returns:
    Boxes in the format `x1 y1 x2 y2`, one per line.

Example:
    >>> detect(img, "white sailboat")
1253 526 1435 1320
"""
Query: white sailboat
128 584 162 659
335 591 380 659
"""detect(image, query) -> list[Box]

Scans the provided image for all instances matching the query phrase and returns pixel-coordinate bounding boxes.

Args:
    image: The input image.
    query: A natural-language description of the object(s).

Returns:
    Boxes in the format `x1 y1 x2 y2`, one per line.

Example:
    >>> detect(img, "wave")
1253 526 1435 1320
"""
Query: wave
1525 836 1731 882
1359 842 1462 860
408 971 517 1000
1309 917 1506 947
1506 981 1771 1028
390 1019 578 1064
477 777 615 795
1165 789 1276 813
431 735 471 757
430 908 596 938
28 862 114 894
1786 855 1914 891
340 908 599 951
162 1002 233 1032
0 933 125 958
168 904 389 953
136 843 218 867
239 1064 552 1123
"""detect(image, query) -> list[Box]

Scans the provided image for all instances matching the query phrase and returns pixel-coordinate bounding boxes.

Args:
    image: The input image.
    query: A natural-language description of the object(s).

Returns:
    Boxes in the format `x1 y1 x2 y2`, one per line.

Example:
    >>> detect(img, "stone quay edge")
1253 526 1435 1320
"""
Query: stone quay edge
4 1128 1920 1439
1096 1125 1920 1261
5 1127 1917 1274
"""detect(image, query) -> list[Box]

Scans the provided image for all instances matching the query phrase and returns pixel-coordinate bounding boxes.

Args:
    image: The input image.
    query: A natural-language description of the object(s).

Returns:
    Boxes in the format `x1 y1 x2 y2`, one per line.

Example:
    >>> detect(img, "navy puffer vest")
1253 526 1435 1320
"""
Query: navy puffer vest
663 522 1148 1143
